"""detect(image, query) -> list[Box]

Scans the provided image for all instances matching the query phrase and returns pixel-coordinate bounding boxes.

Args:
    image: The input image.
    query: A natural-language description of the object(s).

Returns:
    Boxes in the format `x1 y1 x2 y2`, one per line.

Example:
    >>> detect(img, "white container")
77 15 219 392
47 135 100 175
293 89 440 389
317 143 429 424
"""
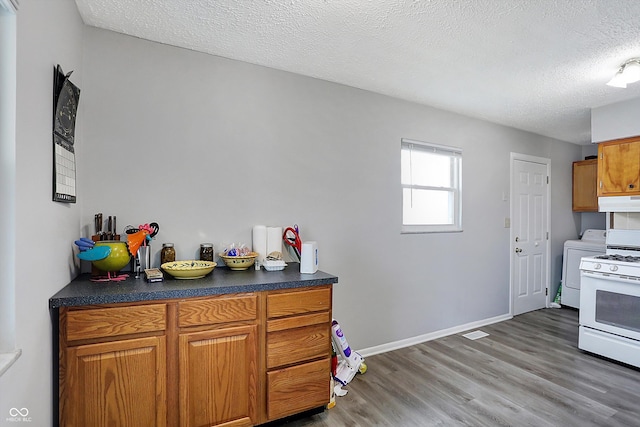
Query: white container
300 241 318 274
263 260 286 271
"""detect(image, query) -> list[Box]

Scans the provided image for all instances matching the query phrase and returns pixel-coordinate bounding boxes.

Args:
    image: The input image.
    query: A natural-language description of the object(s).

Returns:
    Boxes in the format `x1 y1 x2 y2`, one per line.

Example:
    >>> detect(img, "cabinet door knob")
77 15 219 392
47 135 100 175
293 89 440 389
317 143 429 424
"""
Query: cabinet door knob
630 184 635 189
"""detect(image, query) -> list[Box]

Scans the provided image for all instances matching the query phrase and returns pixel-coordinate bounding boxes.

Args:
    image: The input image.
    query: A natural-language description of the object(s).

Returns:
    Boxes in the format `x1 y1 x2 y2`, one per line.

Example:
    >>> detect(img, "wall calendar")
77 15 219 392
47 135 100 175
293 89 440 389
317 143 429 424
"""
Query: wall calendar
52 64 80 203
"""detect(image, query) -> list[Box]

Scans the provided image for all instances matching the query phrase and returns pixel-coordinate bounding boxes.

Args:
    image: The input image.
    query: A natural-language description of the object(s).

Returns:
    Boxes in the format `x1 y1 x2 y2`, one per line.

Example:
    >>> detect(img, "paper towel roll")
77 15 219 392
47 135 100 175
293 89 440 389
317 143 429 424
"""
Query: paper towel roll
252 225 267 262
266 226 283 255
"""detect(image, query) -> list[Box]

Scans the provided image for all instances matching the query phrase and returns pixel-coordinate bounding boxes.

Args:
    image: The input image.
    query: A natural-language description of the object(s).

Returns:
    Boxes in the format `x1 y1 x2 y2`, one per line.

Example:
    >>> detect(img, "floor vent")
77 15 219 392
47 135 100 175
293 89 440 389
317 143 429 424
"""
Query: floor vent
462 330 489 340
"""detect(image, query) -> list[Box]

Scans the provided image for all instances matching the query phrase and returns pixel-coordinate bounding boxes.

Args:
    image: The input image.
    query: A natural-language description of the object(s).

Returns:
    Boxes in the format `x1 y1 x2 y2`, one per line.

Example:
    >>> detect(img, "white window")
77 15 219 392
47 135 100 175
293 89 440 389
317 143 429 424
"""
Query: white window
401 138 462 233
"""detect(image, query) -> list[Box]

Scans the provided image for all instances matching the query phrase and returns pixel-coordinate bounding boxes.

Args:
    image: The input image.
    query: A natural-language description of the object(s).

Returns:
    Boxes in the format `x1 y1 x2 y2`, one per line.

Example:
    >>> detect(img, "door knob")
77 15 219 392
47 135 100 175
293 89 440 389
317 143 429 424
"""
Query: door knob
515 248 522 253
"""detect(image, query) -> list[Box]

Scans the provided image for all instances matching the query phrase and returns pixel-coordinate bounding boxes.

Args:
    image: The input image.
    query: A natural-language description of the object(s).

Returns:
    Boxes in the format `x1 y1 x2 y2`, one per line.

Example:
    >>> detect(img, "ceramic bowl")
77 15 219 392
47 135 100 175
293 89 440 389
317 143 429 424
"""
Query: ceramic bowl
218 252 259 270
161 260 216 279
92 241 131 273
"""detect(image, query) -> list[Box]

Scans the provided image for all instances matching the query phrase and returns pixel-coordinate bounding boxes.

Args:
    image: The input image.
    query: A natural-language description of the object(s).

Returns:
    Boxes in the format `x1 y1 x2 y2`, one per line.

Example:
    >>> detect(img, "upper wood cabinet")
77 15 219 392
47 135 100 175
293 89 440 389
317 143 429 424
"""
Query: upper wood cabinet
598 136 640 196
572 159 598 212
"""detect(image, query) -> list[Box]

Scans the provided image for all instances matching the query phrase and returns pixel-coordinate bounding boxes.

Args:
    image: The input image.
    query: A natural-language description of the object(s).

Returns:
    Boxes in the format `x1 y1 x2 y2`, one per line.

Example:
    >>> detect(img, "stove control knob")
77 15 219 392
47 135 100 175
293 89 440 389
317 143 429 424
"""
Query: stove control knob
594 263 602 270
610 265 619 272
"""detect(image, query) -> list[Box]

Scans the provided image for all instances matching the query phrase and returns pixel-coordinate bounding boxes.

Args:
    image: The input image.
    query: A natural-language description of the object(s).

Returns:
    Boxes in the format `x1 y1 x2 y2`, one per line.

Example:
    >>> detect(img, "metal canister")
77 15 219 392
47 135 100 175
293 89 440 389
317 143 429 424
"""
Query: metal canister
161 243 175 265
200 243 214 262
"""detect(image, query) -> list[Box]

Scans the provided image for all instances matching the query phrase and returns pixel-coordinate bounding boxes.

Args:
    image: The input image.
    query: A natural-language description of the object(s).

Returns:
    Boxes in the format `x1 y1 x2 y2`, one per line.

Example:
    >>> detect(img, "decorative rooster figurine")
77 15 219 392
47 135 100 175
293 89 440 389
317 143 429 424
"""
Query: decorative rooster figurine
75 222 159 282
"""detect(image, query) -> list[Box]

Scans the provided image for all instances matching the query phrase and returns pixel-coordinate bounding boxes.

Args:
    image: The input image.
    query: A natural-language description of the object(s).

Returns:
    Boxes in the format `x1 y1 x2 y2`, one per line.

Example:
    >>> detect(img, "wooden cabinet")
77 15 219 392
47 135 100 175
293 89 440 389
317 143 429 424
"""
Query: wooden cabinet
179 325 257 427
61 305 167 427
265 286 332 421
598 136 640 196
572 159 598 212
177 294 259 427
65 337 166 427
58 285 333 427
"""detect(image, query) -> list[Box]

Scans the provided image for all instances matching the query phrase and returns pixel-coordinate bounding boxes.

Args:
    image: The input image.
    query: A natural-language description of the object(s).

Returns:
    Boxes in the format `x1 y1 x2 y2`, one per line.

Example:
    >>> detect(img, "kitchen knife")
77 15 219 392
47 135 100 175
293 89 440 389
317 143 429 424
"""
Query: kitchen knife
96 213 103 240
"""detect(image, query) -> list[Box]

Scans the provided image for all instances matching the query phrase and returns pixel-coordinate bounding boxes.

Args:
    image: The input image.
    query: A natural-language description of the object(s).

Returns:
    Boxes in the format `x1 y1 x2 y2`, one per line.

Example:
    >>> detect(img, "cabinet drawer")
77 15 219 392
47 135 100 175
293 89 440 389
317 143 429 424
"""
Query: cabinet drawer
267 358 330 420
267 286 331 319
66 304 166 341
267 321 331 368
178 294 257 327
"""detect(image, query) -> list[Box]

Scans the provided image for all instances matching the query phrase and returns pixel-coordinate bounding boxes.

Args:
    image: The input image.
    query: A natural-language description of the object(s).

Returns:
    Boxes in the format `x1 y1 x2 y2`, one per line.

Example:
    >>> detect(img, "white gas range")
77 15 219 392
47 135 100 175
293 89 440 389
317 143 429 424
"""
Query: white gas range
579 229 640 367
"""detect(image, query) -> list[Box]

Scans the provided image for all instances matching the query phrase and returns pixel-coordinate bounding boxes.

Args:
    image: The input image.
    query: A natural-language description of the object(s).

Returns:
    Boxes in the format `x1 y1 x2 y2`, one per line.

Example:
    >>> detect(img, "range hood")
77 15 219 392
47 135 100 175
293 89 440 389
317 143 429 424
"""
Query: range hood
599 196 640 212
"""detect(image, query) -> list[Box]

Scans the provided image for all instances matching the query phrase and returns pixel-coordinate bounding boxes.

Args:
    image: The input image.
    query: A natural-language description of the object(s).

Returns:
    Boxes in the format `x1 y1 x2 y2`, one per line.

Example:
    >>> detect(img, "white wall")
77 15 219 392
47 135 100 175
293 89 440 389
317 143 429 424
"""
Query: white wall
80 28 581 348
0 1 83 425
591 97 640 142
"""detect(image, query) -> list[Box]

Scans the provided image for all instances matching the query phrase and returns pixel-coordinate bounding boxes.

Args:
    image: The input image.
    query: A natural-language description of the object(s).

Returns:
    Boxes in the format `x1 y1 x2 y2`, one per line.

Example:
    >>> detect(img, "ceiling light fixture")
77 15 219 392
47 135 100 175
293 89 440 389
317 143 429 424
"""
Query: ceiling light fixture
607 58 640 88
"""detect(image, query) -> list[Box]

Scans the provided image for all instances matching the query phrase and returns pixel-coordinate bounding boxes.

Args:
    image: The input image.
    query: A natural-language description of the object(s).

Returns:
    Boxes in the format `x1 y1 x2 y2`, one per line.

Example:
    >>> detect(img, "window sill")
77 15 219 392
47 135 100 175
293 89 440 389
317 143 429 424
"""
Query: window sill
0 349 21 377
401 226 463 234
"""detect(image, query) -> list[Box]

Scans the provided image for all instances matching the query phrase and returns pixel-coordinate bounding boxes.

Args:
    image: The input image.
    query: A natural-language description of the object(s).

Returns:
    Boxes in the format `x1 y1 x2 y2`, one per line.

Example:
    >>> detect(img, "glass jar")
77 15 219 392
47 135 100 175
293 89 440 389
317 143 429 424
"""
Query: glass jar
161 243 175 265
200 243 214 262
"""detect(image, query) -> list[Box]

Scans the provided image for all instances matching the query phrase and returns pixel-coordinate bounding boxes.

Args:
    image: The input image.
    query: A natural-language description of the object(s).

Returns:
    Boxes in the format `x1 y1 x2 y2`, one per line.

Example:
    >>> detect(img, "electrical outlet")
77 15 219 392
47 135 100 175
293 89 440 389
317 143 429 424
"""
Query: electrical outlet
504 218 510 228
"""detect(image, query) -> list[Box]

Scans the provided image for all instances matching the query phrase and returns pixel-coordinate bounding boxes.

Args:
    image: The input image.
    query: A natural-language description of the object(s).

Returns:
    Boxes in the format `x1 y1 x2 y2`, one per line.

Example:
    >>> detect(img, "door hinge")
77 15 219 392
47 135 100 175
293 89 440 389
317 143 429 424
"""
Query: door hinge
546 232 549 240
600 180 603 188
546 288 548 296
546 176 549 184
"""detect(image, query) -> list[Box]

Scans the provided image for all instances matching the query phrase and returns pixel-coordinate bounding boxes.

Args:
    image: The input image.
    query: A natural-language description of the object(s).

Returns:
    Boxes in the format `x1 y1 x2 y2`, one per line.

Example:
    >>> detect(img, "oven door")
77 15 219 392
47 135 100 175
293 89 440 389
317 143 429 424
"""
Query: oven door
580 271 640 341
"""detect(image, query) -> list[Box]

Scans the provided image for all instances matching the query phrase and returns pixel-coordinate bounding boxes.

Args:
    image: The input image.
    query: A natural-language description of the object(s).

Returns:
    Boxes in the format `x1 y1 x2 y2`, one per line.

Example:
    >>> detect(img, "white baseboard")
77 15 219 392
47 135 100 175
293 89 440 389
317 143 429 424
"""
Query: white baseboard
357 313 512 358
0 349 21 378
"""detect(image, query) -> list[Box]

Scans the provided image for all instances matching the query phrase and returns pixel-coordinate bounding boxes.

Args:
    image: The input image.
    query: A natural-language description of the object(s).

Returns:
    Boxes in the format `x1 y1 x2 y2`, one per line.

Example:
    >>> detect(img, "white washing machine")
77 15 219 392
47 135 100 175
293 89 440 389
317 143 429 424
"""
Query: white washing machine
560 229 606 309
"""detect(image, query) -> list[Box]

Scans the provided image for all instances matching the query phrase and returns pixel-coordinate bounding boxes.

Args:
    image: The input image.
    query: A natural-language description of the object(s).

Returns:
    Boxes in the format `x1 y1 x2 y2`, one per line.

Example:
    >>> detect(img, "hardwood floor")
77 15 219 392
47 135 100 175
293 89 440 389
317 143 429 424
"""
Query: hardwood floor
275 308 640 426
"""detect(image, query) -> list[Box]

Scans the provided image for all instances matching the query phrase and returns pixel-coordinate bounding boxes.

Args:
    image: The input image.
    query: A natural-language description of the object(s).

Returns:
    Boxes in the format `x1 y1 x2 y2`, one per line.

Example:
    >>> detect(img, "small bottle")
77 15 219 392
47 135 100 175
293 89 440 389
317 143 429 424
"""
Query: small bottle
200 243 214 262
161 243 175 265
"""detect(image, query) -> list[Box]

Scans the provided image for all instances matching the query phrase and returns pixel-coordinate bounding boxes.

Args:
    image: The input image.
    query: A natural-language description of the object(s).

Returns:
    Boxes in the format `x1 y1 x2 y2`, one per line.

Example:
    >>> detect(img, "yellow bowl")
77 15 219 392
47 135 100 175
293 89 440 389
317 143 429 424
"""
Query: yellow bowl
161 260 216 279
219 252 258 270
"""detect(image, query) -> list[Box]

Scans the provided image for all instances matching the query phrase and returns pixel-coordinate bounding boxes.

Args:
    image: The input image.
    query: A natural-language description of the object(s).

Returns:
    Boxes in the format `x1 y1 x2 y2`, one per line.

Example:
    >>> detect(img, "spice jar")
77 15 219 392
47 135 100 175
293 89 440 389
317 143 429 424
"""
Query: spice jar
200 243 214 262
161 243 175 264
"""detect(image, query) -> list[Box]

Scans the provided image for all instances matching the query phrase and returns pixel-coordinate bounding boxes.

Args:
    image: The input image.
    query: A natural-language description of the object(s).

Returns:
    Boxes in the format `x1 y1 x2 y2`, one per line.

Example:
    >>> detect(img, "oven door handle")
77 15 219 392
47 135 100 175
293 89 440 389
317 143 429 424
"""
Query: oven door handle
581 271 640 284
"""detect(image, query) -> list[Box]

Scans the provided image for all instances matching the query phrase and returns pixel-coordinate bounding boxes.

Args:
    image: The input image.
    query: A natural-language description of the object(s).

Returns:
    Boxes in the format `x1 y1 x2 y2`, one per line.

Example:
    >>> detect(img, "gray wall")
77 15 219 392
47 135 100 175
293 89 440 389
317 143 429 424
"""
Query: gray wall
0 4 585 424
80 27 581 347
0 0 84 425
591 96 640 142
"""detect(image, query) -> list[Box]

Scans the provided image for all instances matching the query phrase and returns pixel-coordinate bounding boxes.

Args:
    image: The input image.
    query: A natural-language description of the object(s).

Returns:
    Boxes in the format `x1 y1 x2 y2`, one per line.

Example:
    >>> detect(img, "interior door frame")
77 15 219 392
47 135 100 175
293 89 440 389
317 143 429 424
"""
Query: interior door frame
509 152 551 315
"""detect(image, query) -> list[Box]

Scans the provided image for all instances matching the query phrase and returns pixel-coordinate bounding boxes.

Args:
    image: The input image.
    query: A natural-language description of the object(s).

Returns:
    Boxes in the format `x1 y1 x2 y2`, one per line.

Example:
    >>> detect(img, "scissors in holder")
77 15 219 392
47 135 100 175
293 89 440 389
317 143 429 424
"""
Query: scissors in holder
283 226 302 260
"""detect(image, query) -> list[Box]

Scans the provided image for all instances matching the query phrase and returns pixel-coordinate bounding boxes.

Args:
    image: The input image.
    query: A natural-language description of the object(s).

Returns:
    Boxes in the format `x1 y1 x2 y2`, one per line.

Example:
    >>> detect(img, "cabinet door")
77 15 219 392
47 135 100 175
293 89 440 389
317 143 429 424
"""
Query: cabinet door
572 159 598 212
179 325 257 427
598 139 640 196
64 336 166 427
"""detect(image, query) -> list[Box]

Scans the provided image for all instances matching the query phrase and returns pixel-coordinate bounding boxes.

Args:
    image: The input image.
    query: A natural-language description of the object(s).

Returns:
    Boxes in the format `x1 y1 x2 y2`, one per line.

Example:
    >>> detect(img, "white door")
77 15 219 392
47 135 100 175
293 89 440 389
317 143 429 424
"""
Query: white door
511 155 549 315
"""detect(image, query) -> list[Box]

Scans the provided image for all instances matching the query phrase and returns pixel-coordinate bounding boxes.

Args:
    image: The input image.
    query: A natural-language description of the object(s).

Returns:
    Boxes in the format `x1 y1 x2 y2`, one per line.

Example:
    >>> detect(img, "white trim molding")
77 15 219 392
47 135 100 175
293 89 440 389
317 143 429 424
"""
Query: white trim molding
357 313 512 358
0 349 21 377
0 0 18 13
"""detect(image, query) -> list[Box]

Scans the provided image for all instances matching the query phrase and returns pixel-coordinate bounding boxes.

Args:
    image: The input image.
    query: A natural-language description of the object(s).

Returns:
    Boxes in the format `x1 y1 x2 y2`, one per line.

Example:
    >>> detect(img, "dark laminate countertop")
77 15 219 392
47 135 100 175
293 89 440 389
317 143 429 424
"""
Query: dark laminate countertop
49 263 338 309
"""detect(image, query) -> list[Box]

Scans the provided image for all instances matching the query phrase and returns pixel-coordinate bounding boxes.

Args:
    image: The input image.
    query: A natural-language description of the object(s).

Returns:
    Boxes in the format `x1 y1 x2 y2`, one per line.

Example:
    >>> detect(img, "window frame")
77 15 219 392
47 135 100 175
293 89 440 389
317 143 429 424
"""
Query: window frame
401 138 463 234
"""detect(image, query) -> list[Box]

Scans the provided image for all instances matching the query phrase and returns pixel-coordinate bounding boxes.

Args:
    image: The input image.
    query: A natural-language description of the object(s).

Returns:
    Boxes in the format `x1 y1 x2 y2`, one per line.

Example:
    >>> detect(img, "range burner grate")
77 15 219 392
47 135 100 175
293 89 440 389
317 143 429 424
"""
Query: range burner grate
595 254 640 263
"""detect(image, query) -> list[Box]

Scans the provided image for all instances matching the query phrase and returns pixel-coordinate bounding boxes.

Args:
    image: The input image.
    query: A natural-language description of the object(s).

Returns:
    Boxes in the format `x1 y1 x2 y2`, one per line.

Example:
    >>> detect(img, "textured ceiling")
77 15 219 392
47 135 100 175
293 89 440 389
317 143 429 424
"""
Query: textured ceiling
74 0 640 145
